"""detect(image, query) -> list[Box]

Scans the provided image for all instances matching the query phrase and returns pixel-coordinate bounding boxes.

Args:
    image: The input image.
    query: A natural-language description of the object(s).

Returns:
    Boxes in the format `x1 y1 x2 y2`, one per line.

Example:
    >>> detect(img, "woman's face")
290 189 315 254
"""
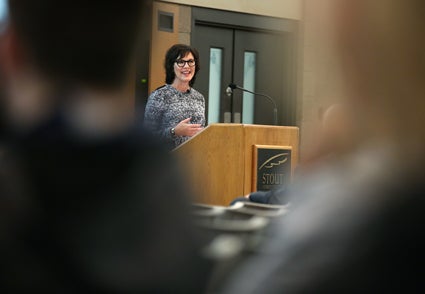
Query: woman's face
173 52 195 85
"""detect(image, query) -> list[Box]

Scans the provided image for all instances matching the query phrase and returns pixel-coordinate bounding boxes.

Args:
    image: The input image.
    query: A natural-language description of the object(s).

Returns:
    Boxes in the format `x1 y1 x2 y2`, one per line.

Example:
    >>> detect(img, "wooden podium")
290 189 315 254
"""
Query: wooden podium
174 124 299 205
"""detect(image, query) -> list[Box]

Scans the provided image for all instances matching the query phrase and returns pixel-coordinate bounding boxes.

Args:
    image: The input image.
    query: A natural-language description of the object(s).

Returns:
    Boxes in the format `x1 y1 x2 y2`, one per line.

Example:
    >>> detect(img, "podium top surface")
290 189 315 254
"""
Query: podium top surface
174 123 299 150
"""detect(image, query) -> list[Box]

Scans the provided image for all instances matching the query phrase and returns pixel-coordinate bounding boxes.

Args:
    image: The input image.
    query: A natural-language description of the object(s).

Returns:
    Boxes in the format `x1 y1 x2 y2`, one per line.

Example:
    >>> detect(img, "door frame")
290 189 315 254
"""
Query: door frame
191 7 299 126
192 7 298 34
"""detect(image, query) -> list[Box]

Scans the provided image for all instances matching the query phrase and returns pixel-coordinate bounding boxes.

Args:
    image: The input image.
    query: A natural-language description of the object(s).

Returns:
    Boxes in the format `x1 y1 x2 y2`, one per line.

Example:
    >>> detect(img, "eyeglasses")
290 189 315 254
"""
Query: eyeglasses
175 59 196 68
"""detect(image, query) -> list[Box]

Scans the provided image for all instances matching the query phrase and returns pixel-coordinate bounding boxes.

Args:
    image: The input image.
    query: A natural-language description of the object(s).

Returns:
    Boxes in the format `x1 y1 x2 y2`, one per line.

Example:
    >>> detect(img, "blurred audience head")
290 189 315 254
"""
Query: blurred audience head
0 0 144 134
330 0 425 159
5 0 143 89
302 102 355 166
321 103 354 153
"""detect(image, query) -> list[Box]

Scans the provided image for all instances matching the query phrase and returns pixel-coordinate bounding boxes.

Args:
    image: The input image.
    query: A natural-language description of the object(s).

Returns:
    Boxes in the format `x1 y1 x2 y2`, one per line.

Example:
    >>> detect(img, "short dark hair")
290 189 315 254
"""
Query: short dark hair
164 44 200 87
8 0 143 89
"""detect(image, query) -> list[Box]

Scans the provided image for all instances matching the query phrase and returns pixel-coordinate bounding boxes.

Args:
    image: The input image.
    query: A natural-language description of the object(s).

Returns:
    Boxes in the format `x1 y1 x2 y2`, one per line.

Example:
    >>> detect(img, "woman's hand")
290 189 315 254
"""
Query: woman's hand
174 118 203 137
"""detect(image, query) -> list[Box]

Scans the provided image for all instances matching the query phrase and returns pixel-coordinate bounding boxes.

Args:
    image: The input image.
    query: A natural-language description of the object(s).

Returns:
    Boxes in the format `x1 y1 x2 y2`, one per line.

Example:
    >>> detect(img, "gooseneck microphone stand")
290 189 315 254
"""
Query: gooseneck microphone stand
226 83 278 125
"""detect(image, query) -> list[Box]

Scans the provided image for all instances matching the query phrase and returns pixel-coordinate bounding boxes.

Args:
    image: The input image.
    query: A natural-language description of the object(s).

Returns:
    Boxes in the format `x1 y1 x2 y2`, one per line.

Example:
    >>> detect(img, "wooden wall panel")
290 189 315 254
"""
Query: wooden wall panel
149 2 180 93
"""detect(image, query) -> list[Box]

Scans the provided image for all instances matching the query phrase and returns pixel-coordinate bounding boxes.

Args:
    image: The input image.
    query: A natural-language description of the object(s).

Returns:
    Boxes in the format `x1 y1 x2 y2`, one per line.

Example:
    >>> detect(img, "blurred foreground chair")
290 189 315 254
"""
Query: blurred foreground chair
191 202 288 259
192 201 288 218
192 202 270 247
191 202 289 293
228 201 289 218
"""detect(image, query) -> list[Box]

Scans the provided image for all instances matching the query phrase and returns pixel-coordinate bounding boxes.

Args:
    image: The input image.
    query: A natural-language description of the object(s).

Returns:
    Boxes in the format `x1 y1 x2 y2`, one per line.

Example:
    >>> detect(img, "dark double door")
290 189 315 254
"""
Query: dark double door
192 11 297 126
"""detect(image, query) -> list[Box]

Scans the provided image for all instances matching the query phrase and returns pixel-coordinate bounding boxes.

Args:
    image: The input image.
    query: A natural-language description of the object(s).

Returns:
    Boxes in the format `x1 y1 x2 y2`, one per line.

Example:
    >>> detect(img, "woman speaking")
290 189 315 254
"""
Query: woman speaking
144 44 205 149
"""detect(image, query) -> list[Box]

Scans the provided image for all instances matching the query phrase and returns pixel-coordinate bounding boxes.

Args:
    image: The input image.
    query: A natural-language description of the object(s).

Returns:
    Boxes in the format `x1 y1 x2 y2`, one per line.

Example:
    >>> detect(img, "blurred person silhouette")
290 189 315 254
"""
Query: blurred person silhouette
144 44 205 150
222 0 425 293
0 0 210 292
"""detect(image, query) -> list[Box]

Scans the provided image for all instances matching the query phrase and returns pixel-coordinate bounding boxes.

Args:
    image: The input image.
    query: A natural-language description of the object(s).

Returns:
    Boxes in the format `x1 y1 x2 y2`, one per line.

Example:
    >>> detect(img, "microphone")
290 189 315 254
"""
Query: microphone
225 83 278 125
226 84 236 96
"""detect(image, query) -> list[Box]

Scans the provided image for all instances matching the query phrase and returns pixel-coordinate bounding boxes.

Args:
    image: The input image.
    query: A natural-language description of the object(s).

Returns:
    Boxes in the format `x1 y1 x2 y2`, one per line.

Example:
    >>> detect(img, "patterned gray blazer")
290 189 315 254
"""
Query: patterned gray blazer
144 84 205 149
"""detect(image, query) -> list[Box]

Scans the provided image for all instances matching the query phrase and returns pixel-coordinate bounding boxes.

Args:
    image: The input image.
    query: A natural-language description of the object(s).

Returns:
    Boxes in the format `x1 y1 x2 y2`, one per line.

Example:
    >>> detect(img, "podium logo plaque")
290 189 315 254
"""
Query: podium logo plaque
253 145 292 191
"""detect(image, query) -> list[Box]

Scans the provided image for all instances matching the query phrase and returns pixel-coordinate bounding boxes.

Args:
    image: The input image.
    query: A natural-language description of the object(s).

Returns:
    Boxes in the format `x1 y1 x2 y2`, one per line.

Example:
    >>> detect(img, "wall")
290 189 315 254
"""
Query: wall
149 1 193 92
149 1 180 91
159 0 302 20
